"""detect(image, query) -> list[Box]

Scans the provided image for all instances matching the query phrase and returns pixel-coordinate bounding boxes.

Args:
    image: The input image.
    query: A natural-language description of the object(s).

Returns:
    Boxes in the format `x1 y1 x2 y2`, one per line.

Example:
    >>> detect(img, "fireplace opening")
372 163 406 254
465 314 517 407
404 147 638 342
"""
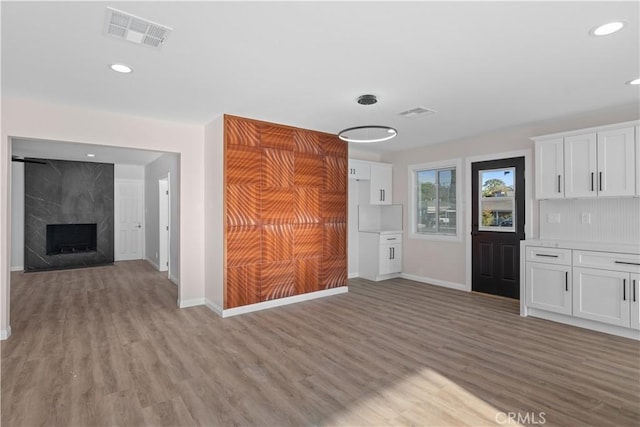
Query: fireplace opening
46 223 98 255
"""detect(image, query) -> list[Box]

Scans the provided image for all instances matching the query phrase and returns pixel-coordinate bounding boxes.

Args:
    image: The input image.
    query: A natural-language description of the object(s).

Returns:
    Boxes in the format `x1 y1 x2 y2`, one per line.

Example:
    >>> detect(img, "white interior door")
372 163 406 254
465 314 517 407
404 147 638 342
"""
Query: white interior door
159 178 170 273
115 180 144 261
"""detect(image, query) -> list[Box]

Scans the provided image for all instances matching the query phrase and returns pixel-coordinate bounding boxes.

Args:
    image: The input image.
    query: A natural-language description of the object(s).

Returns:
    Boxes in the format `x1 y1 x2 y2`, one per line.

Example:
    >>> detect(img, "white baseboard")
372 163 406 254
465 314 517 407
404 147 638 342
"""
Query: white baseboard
348 272 359 279
205 299 223 316
10 266 23 272
177 298 205 308
0 326 12 340
145 258 160 270
400 273 467 291
204 287 349 318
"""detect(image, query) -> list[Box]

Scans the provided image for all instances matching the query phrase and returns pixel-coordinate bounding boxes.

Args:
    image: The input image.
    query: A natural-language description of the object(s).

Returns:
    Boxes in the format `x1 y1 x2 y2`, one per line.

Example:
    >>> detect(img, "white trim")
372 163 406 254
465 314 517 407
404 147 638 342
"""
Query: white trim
0 326 12 340
464 149 533 293
205 299 223 316
348 272 359 279
10 266 23 272
169 274 179 286
178 297 205 308
526 308 640 341
210 287 349 318
400 273 466 291
408 158 463 242
145 257 160 270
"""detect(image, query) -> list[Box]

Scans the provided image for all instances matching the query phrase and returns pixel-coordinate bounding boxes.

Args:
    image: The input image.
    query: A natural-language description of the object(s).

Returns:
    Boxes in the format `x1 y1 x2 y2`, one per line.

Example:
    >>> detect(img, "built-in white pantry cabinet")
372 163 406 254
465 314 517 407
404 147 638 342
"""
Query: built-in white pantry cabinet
533 121 638 199
521 241 640 339
347 159 371 181
348 159 393 205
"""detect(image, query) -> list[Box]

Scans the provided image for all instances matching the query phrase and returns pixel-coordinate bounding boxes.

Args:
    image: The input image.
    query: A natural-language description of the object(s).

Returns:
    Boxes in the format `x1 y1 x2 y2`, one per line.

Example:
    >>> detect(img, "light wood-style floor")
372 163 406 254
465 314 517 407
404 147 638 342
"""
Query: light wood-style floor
2 261 639 427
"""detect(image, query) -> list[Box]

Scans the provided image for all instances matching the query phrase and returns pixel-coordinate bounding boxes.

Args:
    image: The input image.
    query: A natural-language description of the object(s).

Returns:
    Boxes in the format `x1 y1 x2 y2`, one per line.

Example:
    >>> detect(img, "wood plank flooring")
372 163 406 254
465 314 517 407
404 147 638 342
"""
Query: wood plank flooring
2 261 639 426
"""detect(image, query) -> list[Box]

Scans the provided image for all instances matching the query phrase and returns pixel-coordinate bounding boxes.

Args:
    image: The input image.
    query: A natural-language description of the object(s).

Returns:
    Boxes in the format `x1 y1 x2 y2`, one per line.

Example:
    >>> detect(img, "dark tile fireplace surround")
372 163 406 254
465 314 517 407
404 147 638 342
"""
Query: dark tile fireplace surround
24 159 114 272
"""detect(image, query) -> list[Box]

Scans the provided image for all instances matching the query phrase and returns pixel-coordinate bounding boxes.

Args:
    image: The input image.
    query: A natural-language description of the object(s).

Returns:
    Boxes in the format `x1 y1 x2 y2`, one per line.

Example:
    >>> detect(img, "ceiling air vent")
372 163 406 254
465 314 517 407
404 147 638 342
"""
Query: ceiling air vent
104 7 172 48
398 107 438 119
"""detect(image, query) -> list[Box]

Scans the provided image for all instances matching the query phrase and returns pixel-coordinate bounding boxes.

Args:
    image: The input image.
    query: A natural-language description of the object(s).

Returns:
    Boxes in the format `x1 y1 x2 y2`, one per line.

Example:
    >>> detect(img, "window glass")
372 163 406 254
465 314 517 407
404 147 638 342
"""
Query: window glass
479 167 515 232
415 167 456 236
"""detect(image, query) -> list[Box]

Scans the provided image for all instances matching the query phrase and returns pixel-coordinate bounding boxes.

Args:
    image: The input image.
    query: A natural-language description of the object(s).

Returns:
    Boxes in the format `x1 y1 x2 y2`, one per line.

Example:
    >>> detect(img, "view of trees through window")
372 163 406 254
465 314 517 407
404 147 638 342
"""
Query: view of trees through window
416 167 456 235
479 168 515 229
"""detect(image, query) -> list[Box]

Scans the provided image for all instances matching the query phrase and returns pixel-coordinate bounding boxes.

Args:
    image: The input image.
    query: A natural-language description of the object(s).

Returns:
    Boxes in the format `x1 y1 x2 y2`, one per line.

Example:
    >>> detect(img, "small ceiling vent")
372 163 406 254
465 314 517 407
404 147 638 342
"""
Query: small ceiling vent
104 7 172 48
398 107 438 119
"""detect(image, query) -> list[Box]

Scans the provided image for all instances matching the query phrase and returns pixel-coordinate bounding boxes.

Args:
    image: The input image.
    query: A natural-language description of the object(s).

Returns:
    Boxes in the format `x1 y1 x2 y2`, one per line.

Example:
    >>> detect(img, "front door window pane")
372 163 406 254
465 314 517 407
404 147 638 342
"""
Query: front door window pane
479 167 515 232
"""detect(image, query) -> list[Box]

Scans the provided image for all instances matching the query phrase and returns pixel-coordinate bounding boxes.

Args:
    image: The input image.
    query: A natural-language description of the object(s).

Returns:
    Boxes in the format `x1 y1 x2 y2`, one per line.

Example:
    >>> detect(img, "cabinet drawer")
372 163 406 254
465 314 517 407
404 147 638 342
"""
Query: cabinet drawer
525 246 572 265
380 234 402 245
573 251 640 274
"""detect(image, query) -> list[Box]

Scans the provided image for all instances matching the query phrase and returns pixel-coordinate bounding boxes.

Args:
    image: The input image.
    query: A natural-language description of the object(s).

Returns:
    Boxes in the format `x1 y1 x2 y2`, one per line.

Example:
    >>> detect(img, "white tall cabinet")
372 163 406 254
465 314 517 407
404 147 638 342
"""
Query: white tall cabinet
369 163 393 205
533 121 638 199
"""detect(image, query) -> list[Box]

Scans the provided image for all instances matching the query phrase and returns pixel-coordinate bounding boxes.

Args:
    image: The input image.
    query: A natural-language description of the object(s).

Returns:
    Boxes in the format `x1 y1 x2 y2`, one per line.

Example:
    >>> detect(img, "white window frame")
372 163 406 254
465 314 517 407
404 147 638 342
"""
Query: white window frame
408 158 462 241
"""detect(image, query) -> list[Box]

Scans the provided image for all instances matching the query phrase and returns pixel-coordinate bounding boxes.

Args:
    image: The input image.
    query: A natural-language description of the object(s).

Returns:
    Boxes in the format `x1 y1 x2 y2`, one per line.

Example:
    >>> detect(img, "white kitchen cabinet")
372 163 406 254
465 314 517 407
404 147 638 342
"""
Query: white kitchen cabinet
631 273 640 330
525 261 571 315
564 133 597 198
535 137 564 199
358 232 402 281
572 267 630 328
348 159 370 180
597 127 636 197
369 163 392 205
532 121 639 199
636 126 639 196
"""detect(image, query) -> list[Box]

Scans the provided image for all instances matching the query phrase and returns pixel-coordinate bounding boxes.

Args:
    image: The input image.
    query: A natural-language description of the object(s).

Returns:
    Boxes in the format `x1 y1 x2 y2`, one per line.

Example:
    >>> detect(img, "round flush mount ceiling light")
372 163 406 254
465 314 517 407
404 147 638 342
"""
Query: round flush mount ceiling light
87 154 96 158
590 21 625 36
626 78 640 85
338 125 398 143
109 63 133 73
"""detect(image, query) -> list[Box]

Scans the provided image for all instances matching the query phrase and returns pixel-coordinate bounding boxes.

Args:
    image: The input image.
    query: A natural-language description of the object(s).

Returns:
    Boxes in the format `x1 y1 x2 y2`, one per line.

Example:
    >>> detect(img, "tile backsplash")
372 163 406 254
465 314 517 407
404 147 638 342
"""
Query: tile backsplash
540 198 640 244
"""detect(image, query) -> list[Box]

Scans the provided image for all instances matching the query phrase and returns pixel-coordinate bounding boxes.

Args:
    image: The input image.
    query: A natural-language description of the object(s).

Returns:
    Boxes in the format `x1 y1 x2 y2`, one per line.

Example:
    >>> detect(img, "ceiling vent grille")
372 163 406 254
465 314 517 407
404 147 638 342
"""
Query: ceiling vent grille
104 7 172 48
398 107 438 119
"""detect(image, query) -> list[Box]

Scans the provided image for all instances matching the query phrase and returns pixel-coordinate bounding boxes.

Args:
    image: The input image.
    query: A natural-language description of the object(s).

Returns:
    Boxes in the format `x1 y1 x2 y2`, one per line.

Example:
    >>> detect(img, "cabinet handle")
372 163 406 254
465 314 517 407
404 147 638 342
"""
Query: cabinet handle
633 279 637 303
391 247 395 259
380 189 383 201
382 189 385 201
557 175 561 193
623 279 626 301
599 172 602 191
535 253 559 258
387 238 397 241
591 172 594 191
565 271 568 292
614 261 640 266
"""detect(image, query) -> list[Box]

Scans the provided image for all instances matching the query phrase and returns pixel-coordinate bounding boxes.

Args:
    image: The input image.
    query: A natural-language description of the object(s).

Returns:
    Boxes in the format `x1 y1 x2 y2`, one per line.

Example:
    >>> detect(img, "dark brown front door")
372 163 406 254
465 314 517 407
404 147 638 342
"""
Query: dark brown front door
471 157 525 299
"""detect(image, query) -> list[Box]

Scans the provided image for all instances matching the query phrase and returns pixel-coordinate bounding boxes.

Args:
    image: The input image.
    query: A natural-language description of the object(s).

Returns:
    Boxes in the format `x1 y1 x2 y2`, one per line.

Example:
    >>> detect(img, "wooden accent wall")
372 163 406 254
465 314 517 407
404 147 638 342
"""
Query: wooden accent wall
224 115 347 309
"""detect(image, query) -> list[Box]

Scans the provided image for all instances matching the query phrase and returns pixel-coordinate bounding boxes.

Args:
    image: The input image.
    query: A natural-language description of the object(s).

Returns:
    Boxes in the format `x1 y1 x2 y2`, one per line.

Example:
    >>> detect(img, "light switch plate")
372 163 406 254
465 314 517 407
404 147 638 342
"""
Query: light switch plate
581 212 591 224
547 213 561 223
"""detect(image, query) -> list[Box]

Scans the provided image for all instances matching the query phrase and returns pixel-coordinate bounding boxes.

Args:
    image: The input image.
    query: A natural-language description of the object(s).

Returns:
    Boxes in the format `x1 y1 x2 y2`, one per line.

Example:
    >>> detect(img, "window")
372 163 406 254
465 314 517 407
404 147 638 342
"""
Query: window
409 159 461 240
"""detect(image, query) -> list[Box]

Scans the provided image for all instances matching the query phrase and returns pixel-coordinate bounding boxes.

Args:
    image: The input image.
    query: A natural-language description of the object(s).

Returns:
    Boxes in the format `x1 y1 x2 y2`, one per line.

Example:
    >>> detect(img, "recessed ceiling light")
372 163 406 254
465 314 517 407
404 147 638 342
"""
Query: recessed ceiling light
591 21 625 36
87 154 96 157
109 63 133 73
626 78 640 85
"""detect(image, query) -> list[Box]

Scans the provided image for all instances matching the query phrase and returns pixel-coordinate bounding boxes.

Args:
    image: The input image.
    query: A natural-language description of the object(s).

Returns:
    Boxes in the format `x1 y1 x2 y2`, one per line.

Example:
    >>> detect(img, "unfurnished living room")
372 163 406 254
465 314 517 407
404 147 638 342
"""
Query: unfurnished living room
1 2 639 426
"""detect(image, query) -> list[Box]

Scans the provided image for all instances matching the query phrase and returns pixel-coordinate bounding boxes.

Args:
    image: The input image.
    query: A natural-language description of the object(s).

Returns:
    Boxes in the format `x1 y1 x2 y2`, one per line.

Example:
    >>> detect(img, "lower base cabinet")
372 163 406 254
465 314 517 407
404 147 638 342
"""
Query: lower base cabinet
525 262 571 315
573 267 630 328
630 273 640 330
359 232 402 281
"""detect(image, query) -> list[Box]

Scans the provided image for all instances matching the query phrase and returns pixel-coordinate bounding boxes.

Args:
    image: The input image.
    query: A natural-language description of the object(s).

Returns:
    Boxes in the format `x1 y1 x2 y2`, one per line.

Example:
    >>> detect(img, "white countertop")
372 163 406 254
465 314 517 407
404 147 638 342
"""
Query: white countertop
358 229 403 235
523 239 640 255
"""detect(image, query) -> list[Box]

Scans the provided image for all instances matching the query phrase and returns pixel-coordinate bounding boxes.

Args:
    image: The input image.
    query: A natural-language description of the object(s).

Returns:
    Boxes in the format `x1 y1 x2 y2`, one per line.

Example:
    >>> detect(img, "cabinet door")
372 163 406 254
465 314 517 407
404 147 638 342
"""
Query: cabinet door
525 262 571 315
597 127 636 197
631 273 640 330
379 243 401 275
370 163 392 205
636 126 639 196
348 159 370 180
573 267 630 327
535 138 564 199
564 133 597 198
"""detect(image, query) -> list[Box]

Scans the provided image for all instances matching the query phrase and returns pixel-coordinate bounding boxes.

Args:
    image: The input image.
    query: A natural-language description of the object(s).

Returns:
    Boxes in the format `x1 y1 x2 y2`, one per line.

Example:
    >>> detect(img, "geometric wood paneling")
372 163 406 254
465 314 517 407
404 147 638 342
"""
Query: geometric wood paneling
224 115 347 309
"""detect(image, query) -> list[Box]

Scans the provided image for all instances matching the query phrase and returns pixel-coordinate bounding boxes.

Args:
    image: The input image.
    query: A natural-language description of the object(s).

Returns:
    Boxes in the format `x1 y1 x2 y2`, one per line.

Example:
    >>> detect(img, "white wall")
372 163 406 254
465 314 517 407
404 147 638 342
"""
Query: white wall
145 153 180 284
10 162 24 271
1 97 205 337
382 104 639 288
114 164 144 180
203 116 225 310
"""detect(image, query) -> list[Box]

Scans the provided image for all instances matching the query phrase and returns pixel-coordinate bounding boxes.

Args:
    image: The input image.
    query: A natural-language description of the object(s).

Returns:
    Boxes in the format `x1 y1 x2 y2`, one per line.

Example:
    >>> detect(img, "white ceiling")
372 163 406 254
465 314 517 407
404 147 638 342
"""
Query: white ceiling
2 1 639 153
12 138 164 165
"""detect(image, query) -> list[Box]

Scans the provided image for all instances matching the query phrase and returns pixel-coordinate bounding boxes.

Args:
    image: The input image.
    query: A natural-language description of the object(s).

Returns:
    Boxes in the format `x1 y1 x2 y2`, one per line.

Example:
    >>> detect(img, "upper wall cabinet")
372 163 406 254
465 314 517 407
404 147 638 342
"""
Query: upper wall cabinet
348 159 370 180
369 163 393 205
533 122 638 199
637 126 640 196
